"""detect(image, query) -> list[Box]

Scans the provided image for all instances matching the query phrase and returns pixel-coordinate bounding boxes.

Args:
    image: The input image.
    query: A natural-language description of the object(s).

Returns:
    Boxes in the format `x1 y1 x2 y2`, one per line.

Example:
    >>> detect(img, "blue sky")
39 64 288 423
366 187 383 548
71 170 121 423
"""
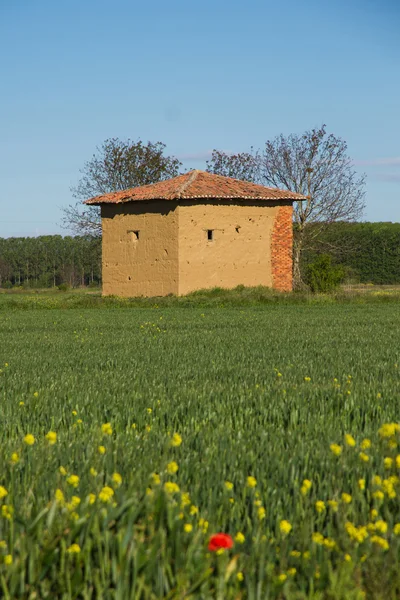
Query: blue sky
0 0 399 237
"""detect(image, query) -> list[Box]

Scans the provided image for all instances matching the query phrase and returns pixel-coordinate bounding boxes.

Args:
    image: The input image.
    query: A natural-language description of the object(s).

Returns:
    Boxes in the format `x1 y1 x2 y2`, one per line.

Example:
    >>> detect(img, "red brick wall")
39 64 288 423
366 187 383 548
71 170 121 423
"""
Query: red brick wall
271 203 293 291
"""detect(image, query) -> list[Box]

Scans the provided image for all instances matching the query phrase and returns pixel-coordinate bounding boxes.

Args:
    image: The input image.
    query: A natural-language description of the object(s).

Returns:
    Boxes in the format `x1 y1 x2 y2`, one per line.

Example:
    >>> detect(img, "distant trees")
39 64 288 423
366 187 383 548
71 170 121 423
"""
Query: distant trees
0 236 101 288
62 138 182 237
207 125 366 288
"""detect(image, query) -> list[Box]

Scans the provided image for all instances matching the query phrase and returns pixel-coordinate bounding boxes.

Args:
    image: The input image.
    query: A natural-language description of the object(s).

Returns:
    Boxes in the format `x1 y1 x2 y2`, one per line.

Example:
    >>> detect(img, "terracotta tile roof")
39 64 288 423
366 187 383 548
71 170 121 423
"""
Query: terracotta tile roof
85 170 307 205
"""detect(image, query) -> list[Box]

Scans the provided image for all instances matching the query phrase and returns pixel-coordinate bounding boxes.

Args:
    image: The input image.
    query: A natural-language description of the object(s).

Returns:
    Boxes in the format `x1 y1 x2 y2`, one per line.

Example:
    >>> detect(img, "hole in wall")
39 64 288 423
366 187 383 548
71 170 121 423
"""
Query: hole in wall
128 230 140 241
207 230 214 241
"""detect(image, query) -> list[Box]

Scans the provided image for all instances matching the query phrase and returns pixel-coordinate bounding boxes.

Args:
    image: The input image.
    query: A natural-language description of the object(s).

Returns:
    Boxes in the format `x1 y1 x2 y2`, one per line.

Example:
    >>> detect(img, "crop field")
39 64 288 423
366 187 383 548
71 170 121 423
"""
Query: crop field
1 300 400 599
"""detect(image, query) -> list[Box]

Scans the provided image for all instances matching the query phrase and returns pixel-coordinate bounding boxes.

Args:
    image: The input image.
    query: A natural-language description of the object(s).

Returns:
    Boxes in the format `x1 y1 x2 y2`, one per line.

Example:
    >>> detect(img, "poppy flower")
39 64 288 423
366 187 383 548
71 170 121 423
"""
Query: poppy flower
208 533 234 552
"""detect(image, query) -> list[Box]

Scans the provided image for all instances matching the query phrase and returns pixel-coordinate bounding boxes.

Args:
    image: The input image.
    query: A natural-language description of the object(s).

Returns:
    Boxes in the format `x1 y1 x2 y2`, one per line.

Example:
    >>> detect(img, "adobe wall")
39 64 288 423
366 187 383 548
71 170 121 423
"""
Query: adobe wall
177 200 281 295
101 202 179 297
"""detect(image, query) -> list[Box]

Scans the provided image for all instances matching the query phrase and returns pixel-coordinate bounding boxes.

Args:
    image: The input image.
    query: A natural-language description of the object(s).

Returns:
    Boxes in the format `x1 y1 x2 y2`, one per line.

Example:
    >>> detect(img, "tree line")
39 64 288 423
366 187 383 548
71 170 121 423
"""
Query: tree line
0 236 101 288
1 224 399 289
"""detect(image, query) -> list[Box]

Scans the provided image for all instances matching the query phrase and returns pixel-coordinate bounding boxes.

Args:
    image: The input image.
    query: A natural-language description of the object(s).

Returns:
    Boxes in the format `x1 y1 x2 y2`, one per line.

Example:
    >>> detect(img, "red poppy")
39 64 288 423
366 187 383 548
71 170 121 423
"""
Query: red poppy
208 533 234 552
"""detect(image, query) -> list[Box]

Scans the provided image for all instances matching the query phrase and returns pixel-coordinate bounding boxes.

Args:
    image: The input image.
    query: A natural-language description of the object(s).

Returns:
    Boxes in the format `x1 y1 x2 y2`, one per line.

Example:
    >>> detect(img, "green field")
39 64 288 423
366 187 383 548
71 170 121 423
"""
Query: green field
1 299 400 598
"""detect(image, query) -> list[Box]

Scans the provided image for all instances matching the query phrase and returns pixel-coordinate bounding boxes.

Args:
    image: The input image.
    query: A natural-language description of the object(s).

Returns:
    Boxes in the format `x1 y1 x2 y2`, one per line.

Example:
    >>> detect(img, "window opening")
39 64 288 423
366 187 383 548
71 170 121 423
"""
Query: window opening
207 230 214 241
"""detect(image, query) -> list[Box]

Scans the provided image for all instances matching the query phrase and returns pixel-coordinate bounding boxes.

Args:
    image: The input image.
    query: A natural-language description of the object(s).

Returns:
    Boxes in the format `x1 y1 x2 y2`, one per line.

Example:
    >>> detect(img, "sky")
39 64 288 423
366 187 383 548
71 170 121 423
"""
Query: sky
0 0 399 237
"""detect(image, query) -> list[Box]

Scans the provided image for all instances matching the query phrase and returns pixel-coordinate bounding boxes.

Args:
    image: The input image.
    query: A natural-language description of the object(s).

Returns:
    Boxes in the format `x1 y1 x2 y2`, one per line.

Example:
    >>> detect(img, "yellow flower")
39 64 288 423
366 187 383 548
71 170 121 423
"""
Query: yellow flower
72 410 78 416
370 509 379 520
98 486 114 503
372 475 382 486
66 543 81 554
59 466 67 476
151 472 161 485
225 481 234 491
247 476 257 488
0 486 8 499
0 541 6 549
287 567 296 577
146 408 152 414
199 518 209 532
361 439 371 450
112 473 122 487
33 392 39 398
171 433 182 447
76 419 83 425
145 425 151 432
304 377 311 382
323 537 336 550
101 423 113 436
384 457 393 469
279 520 292 535
19 402 25 407
393 523 400 535
66 475 80 488
358 479 365 490
55 489 65 504
184 523 193 533
277 573 287 583
396 455 400 469
301 479 312 495
344 553 352 562
290 550 301 558
10 453 19 464
330 444 342 456
90 467 97 477
189 505 199 516
359 452 370 463
315 501 326 513
167 461 179 474
45 431 57 445
342 493 352 504
344 434 356 447
257 506 266 520
69 511 79 521
2 505 13 520
375 520 387 534
98 446 106 455
235 532 245 544
180 492 191 507
327 499 338 511
371 535 389 550
4 554 12 565
88 493 96 505
373 490 384 500
345 522 368 543
378 423 400 439
131 423 137 429
164 482 180 494
229 498 235 504
23 434 35 446
312 532 325 545
237 572 244 582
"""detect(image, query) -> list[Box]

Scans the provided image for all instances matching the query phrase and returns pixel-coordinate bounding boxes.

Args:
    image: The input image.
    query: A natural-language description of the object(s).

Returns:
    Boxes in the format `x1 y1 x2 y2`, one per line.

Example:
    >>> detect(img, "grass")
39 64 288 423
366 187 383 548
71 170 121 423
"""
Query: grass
0 298 400 598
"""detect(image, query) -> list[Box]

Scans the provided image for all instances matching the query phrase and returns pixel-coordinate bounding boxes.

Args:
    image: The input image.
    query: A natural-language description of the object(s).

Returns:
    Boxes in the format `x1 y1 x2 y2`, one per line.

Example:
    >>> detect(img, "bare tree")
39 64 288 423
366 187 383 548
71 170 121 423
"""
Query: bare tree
62 138 182 236
206 148 260 182
260 125 366 288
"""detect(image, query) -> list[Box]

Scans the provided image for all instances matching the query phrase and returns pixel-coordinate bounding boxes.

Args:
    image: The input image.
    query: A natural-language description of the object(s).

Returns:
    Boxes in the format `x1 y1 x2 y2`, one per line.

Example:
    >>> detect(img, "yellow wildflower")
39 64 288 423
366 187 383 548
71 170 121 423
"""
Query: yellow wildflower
393 523 400 535
373 490 384 500
23 434 35 446
164 481 180 494
19 402 24 406
0 486 8 499
112 473 122 487
2 505 13 520
10 453 19 464
358 479 365 490
33 392 39 398
180 492 191 507
66 543 81 554
72 410 78 416
359 452 370 463
330 444 342 456
328 499 338 511
167 461 178 474
98 446 106 455
101 423 113 436
190 505 199 516
98 486 114 503
258 506 266 520
378 423 400 438
372 475 382 486
184 523 193 533
59 466 67 476
279 520 292 535
315 501 326 513
344 554 352 562
237 572 244 582
370 509 379 520
90 467 97 477
247 476 257 488
301 479 312 495
88 493 96 505
375 520 387 534
342 493 352 504
55 489 65 504
4 554 12 565
304 377 311 382
288 568 296 576
312 532 325 545
345 434 356 447
361 439 371 450
384 457 393 469
396 455 400 469
171 433 182 447
371 535 389 550
151 472 161 485
290 550 301 558
225 481 234 491
146 408 152 414
235 532 245 544
323 537 336 550
45 431 57 445
66 475 79 488
277 573 287 583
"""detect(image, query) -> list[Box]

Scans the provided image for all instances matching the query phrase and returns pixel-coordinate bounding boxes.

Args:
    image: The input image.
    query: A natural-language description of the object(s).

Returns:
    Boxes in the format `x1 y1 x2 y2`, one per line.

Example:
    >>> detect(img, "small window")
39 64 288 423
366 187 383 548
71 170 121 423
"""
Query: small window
207 230 214 241
128 230 140 241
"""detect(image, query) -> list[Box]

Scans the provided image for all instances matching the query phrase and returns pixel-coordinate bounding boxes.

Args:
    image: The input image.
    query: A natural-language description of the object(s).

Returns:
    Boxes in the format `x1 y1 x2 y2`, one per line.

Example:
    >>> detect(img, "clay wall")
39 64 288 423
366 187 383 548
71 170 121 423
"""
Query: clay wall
271 204 293 291
177 200 281 295
101 202 179 297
